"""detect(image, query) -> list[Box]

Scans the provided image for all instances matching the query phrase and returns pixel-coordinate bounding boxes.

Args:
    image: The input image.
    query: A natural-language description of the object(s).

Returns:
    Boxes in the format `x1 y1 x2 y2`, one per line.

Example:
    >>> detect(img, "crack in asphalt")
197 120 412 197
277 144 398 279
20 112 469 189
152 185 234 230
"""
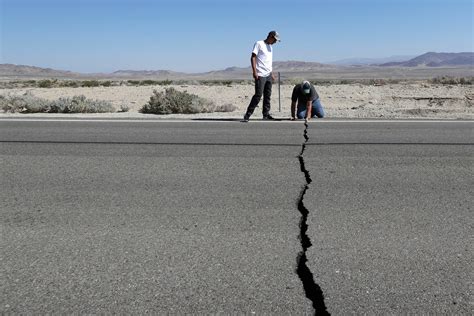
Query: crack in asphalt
296 122 330 315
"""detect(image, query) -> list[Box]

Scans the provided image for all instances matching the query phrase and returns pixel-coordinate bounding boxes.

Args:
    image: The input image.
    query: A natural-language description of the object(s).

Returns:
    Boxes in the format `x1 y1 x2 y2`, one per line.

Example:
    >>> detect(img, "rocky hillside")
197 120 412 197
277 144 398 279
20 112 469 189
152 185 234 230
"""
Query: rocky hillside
379 52 474 67
0 64 78 77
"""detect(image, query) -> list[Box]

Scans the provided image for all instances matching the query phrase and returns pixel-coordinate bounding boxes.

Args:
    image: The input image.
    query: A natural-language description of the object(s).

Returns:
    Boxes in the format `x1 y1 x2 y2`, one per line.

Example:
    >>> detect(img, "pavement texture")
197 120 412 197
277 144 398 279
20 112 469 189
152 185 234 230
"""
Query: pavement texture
0 119 472 314
303 122 473 314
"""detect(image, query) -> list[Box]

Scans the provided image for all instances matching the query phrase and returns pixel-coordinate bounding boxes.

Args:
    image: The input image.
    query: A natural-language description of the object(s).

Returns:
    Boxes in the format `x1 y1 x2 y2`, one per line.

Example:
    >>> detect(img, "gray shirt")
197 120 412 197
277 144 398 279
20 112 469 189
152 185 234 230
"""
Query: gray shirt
291 83 319 104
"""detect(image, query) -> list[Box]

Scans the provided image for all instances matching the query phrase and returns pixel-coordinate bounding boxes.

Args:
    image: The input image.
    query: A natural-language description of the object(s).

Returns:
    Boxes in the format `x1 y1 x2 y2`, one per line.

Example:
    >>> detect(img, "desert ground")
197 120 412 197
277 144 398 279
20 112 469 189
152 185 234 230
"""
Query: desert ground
0 82 473 119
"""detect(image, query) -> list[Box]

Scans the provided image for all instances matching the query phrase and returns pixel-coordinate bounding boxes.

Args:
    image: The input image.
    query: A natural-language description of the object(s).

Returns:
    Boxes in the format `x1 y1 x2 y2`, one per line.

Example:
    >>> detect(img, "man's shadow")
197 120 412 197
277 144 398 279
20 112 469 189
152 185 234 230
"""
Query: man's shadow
192 118 290 122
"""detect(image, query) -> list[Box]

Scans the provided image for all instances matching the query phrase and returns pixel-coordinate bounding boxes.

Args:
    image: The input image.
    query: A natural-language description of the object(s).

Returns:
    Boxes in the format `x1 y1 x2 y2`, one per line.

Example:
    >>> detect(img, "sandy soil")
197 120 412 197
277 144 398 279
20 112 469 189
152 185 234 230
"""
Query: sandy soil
1 83 473 119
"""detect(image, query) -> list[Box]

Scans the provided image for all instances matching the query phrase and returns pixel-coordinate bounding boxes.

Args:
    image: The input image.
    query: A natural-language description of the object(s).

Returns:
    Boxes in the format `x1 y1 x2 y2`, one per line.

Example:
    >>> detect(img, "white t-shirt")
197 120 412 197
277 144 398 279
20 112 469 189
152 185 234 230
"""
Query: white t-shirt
252 40 273 77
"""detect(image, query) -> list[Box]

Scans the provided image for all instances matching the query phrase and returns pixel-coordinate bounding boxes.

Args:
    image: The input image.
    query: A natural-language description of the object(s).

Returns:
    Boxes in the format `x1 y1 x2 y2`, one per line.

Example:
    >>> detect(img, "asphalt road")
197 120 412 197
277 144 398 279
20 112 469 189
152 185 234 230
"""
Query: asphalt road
0 119 472 314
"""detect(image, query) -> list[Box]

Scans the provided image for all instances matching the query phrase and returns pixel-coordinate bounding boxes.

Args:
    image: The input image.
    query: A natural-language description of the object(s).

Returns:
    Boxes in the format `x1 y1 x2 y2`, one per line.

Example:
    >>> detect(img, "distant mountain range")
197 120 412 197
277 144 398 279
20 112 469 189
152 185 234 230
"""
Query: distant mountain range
378 52 474 67
329 55 417 66
0 60 337 78
1 52 472 79
112 69 184 77
199 61 332 77
0 64 79 77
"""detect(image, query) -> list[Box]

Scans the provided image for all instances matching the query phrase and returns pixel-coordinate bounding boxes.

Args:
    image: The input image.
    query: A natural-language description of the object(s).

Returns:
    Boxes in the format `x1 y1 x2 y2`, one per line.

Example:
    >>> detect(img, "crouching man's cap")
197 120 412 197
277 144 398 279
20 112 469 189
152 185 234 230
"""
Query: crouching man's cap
302 81 311 94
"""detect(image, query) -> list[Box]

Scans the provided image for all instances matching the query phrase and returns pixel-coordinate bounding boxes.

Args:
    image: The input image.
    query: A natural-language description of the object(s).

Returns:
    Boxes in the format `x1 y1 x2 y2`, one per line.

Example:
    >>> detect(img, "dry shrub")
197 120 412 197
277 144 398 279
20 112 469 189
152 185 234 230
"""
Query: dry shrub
0 93 115 113
0 94 51 113
141 88 216 114
215 103 237 112
430 76 473 85
49 95 114 113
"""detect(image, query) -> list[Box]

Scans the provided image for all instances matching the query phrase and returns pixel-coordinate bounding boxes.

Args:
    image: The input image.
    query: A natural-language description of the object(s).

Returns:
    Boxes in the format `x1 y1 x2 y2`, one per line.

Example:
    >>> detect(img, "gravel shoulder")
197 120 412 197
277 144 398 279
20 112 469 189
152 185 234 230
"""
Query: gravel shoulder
1 83 473 119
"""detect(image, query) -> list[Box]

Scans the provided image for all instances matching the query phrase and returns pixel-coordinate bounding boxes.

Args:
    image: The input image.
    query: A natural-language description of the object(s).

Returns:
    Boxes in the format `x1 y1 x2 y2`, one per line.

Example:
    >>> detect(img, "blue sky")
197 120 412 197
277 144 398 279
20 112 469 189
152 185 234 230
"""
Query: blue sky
1 0 473 73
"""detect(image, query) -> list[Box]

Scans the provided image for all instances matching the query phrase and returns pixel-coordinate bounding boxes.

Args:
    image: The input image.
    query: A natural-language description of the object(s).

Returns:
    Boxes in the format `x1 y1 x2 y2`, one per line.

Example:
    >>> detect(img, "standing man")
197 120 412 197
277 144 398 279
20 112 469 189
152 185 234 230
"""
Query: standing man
242 30 280 122
290 80 325 121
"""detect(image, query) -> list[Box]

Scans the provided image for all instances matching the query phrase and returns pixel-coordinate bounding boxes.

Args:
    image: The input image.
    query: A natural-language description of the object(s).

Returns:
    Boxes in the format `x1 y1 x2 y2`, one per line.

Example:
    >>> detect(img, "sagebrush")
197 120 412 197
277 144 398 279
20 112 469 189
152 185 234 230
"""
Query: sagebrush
141 88 222 114
0 93 115 113
0 94 51 113
429 76 473 85
49 95 115 113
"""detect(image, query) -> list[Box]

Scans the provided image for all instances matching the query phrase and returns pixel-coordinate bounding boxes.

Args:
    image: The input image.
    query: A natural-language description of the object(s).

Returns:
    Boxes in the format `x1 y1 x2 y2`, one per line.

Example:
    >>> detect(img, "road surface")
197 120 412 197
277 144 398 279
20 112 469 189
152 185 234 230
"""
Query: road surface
1 119 472 314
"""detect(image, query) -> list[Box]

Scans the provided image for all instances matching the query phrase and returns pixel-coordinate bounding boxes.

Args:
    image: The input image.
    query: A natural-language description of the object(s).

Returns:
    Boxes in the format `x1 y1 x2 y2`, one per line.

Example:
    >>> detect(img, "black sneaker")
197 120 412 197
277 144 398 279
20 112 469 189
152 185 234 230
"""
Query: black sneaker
262 114 275 120
241 115 250 122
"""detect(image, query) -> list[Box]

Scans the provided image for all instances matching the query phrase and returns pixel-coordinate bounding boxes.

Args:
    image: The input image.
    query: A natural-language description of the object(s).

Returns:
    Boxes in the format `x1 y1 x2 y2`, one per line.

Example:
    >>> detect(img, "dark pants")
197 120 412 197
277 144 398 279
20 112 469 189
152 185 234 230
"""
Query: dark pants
245 75 272 118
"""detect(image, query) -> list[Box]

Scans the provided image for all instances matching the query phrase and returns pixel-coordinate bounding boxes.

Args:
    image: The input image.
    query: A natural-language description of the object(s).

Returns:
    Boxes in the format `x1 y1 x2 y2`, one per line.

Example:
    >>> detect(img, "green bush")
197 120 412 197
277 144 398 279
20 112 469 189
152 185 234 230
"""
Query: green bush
81 80 100 87
100 81 112 87
125 79 173 86
138 80 157 85
157 79 173 85
141 88 215 114
200 80 235 86
430 76 473 85
60 80 80 88
38 79 56 88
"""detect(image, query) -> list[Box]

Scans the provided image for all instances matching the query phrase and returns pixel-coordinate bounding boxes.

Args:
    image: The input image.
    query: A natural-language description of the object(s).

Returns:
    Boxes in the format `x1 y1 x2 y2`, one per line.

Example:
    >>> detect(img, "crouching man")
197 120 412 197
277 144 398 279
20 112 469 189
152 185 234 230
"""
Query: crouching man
290 80 325 121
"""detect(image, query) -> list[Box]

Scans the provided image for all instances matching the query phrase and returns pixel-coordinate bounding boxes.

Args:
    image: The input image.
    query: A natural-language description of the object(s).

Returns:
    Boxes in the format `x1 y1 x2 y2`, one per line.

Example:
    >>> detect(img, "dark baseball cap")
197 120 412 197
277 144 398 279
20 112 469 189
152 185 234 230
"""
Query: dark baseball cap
268 30 281 41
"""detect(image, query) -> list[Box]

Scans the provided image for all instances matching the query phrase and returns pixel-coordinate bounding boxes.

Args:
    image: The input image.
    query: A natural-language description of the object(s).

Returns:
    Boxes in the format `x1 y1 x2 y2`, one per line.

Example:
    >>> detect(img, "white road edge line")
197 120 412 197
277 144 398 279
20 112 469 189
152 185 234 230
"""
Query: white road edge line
0 119 473 123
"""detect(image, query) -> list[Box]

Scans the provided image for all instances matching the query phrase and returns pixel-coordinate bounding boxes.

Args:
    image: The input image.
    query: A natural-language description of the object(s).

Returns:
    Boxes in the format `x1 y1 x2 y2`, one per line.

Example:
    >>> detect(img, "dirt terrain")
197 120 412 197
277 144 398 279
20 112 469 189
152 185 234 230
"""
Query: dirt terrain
0 82 472 119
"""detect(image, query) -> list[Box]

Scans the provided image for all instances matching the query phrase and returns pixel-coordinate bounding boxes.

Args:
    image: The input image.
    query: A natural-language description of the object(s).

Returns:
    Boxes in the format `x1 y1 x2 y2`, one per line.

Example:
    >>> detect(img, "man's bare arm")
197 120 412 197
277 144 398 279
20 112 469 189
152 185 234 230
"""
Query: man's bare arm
251 53 258 80
306 100 312 121
291 101 296 120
